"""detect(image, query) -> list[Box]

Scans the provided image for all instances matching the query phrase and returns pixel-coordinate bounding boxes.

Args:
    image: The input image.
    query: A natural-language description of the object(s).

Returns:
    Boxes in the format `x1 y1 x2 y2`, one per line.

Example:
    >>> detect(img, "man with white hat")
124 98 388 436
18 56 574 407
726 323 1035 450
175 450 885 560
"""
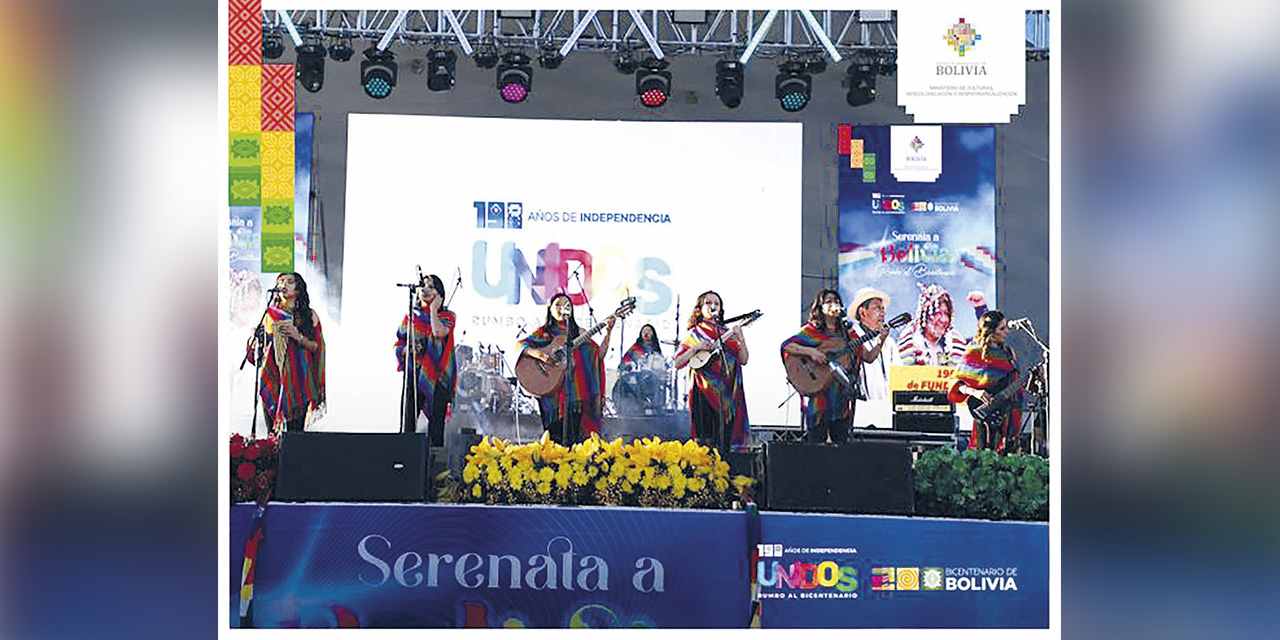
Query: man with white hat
849 287 900 429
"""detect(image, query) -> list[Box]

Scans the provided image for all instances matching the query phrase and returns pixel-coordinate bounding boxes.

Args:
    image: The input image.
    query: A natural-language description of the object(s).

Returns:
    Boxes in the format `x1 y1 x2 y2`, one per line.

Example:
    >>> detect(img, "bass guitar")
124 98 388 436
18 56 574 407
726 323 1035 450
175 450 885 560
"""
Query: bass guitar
515 297 637 397
783 312 912 395
687 310 764 370
967 369 1022 448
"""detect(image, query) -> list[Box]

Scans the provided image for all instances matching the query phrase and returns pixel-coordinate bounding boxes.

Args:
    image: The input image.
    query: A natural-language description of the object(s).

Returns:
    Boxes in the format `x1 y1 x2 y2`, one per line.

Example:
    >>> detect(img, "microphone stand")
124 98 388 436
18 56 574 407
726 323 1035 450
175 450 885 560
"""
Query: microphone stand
446 267 462 308
496 345 521 443
240 297 273 438
1014 320 1050 455
398 281 425 434
671 295 681 412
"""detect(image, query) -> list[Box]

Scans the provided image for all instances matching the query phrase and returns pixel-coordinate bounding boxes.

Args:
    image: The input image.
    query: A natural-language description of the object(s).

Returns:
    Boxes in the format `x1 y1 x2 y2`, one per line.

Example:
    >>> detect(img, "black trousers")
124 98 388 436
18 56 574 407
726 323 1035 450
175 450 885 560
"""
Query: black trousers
691 390 733 455
538 396 584 446
403 383 450 447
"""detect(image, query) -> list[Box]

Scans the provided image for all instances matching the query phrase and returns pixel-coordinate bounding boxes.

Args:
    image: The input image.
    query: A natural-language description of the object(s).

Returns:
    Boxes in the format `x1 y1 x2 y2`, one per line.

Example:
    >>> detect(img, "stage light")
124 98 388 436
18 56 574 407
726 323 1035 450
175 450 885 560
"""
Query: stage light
263 32 284 60
361 47 397 99
496 52 532 103
714 59 743 108
775 61 811 112
805 57 828 76
425 48 457 92
474 43 499 69
613 49 638 75
845 62 877 107
538 49 564 70
635 58 671 108
328 40 353 62
295 42 326 93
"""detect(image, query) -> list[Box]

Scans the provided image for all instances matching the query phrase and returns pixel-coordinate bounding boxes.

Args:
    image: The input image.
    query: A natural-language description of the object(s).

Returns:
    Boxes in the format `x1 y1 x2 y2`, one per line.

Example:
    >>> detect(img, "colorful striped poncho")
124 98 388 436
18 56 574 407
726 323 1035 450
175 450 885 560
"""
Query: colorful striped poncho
619 341 663 372
519 323 605 436
677 320 749 445
947 341 1025 451
256 305 325 430
780 322 856 427
394 307 457 415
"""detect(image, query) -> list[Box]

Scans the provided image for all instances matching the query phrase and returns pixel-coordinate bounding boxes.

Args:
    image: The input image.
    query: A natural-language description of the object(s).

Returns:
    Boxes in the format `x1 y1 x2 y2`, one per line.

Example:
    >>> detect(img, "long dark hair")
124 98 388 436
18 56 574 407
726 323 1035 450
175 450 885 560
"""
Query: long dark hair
279 272 315 339
421 274 447 308
687 290 723 330
541 293 581 338
974 310 1006 359
807 288 843 332
635 323 662 355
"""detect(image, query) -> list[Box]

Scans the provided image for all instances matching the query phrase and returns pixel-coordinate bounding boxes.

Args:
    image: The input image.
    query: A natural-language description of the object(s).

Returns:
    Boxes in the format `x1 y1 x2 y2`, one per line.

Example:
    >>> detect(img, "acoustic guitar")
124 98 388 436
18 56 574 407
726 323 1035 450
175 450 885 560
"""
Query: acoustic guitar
687 310 764 370
783 312 912 395
514 297 637 397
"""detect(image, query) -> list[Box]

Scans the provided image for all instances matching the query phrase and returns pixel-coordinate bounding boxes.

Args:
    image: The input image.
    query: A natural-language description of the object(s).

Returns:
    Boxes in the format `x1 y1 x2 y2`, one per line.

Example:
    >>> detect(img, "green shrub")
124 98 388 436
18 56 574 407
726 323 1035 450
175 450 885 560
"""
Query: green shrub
913 447 1048 521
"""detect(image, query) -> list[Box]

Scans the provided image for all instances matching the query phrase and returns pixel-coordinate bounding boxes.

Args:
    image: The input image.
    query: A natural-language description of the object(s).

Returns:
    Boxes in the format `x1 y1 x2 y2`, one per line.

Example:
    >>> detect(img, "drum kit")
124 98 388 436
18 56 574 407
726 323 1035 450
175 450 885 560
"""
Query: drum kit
610 349 677 417
454 343 523 414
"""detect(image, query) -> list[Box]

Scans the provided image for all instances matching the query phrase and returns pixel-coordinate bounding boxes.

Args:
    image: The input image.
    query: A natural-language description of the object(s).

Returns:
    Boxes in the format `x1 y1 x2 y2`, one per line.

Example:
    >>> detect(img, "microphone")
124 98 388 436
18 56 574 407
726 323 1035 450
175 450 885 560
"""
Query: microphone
266 287 284 293
416 264 425 286
1008 317 1030 329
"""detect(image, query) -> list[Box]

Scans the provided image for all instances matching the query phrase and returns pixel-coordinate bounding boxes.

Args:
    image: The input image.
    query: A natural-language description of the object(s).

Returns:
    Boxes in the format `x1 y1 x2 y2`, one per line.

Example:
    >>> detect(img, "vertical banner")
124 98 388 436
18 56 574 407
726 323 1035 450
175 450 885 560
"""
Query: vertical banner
260 63 295 273
837 125 996 425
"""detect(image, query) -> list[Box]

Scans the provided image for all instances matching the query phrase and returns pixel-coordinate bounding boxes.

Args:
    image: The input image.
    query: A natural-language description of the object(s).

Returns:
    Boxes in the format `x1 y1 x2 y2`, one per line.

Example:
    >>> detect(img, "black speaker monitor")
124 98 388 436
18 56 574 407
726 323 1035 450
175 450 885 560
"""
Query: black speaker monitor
277 432 427 502
764 441 913 515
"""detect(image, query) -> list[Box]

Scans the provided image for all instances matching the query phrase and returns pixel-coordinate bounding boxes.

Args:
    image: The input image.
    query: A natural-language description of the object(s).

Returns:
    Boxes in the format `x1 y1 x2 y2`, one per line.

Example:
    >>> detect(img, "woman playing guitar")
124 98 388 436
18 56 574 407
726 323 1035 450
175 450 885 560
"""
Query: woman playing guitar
518 293 614 444
673 291 749 454
947 310 1025 453
780 289 878 444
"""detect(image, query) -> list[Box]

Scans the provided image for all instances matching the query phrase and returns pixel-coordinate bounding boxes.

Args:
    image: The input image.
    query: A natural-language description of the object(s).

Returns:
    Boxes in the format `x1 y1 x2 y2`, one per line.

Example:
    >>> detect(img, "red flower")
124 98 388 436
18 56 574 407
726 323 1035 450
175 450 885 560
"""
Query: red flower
243 442 261 460
258 436 279 458
237 462 257 480
230 434 245 458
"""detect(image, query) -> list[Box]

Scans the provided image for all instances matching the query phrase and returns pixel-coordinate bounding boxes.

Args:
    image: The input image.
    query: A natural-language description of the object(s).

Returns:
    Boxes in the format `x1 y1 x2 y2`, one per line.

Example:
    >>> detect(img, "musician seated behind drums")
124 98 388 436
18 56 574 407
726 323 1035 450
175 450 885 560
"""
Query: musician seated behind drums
519 293 614 445
947 310 1026 453
618 324 664 403
781 289 883 444
394 274 457 446
673 291 749 455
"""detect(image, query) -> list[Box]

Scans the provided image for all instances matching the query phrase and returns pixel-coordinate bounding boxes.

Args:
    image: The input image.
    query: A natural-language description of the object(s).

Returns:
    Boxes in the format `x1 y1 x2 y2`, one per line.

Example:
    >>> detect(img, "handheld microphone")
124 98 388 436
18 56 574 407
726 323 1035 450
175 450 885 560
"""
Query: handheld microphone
416 264 425 286
266 287 284 293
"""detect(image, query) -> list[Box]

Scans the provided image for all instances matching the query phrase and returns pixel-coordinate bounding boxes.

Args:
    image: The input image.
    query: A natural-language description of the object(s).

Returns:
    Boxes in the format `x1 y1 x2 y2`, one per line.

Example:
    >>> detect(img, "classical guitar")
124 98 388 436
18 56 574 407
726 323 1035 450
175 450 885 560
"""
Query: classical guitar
783 312 912 396
515 297 637 397
687 310 764 370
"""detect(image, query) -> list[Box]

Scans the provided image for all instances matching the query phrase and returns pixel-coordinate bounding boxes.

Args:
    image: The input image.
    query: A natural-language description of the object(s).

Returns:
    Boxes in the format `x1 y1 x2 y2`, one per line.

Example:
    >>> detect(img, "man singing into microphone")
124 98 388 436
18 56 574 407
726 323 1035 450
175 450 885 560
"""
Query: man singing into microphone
394 273 457 445
848 287 899 429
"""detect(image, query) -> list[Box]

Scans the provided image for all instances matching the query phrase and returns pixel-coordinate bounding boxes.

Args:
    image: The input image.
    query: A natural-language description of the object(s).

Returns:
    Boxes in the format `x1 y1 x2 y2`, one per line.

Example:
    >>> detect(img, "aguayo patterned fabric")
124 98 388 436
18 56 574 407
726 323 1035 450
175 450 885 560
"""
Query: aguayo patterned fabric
519 325 605 435
254 305 326 430
781 323 857 427
677 320 749 445
947 342 1025 450
394 308 458 414
619 341 662 370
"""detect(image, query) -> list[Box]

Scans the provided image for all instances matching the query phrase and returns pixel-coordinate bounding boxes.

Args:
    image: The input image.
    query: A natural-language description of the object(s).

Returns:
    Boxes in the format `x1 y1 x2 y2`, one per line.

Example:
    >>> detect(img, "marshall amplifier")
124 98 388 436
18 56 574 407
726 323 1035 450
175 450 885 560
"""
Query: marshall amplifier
892 390 956 434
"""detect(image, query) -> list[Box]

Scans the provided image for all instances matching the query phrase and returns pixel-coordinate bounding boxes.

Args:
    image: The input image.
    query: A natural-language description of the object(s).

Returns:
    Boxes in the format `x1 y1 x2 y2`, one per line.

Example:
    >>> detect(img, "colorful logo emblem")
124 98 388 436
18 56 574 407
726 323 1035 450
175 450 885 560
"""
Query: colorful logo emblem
944 18 982 56
922 567 944 590
871 567 896 590
895 567 920 590
909 136 925 152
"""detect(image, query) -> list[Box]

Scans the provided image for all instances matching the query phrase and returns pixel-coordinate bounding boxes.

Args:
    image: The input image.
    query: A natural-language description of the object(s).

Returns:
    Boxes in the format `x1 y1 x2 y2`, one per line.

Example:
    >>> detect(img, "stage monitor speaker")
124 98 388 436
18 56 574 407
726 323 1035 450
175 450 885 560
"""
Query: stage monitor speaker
764 441 913 515
277 433 427 502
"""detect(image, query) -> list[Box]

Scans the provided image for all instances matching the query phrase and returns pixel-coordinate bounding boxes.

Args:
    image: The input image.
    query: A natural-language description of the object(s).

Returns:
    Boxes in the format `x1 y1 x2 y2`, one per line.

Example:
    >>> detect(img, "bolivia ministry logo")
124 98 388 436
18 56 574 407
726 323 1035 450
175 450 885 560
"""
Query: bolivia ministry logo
944 18 981 56
909 136 925 152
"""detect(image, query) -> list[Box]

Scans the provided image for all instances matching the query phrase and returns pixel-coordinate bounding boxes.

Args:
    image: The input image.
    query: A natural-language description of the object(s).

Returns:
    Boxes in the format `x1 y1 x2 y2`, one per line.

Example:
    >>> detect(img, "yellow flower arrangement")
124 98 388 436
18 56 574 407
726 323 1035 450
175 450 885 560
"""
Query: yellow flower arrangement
438 433 754 509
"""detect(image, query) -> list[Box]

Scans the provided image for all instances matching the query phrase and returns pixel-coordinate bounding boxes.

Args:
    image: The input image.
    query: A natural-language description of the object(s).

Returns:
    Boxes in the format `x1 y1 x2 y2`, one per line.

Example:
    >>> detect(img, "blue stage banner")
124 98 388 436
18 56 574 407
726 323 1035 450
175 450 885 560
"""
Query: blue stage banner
755 512 1048 628
230 503 748 628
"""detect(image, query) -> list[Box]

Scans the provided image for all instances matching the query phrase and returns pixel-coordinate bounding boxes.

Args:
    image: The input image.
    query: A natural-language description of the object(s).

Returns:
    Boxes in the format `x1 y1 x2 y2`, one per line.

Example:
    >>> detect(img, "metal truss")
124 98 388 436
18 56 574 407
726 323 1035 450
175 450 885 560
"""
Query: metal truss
265 10 1049 62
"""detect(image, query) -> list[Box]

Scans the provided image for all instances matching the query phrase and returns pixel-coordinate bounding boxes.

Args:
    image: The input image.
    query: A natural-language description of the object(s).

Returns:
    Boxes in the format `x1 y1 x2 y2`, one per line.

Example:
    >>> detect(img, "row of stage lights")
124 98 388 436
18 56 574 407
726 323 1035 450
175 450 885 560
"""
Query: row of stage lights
266 31 895 111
